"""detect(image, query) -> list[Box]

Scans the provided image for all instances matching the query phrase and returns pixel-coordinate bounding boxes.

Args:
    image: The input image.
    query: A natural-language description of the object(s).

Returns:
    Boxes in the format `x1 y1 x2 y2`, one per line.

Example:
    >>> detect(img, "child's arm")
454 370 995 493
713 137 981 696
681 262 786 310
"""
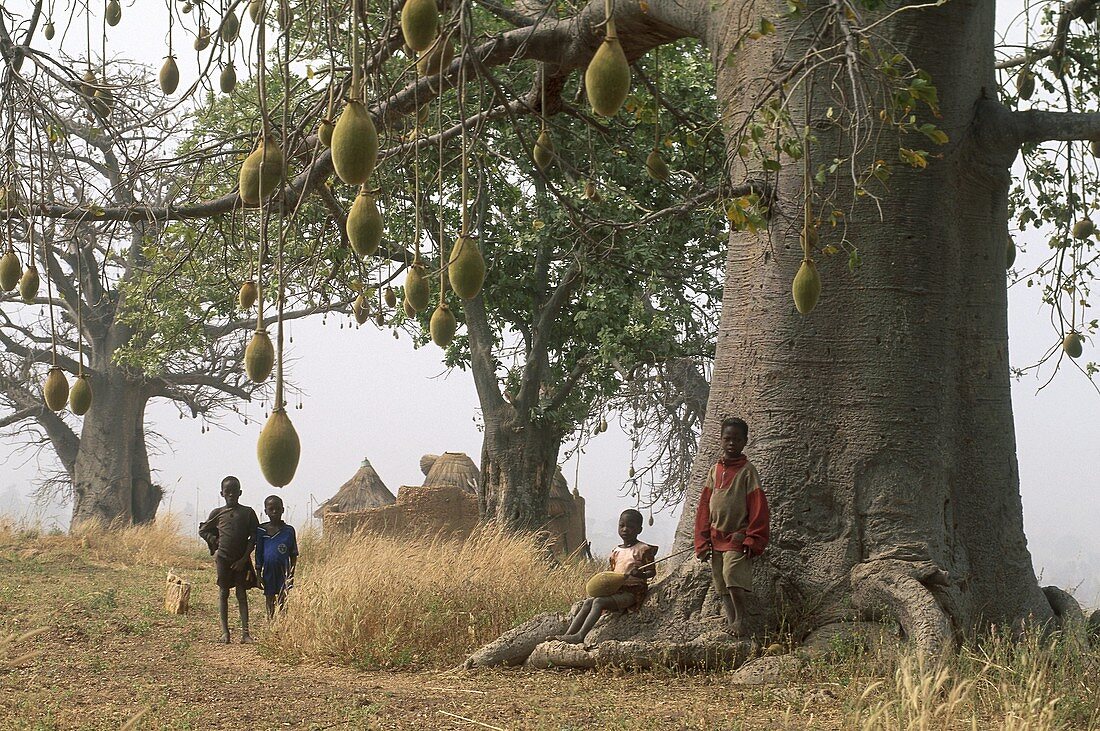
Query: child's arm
693 467 716 559
741 479 770 557
198 508 221 555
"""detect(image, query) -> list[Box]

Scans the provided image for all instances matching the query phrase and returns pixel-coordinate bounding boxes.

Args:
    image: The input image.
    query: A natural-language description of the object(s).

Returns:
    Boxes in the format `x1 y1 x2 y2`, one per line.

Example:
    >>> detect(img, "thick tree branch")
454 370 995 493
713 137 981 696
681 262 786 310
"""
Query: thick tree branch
461 294 508 412
515 263 580 411
1012 109 1100 144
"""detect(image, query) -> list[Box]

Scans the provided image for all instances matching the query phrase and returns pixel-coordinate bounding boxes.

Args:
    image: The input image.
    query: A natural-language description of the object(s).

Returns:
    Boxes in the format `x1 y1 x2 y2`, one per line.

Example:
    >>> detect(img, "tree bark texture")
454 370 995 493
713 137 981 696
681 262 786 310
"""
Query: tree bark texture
479 402 563 532
469 0 1064 668
70 370 161 526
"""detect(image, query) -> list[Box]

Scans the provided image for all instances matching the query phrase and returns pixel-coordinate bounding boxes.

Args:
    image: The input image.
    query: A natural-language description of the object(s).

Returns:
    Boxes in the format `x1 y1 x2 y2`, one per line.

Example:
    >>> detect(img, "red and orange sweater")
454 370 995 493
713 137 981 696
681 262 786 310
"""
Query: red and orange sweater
693 455 770 558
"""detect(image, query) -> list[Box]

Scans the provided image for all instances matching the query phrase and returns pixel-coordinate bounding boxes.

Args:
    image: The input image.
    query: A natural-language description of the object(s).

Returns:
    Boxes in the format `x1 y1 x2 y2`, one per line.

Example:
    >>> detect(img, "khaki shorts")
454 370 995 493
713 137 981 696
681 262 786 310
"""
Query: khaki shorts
711 550 753 593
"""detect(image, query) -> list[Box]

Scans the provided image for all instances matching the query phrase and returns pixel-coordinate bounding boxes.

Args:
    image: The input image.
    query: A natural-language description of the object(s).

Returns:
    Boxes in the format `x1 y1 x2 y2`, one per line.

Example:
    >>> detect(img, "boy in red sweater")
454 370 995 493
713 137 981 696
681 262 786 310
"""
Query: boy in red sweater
694 417 770 636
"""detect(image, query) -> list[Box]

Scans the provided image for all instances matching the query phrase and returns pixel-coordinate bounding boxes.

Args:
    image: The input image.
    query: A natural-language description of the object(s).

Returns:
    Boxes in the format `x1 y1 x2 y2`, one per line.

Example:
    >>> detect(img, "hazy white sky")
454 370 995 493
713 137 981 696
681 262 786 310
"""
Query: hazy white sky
0 0 1097 606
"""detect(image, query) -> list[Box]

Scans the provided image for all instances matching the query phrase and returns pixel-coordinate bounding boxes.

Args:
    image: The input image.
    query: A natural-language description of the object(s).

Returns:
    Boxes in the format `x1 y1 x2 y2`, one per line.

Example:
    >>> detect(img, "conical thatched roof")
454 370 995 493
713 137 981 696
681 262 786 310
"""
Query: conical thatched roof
420 453 440 477
422 451 480 494
314 458 396 517
549 466 571 501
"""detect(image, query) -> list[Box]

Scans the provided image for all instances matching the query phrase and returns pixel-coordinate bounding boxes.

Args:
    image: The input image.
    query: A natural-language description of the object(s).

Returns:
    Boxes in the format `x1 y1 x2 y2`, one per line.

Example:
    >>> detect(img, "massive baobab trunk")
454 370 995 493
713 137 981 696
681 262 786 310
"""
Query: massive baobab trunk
70 371 161 526
469 0 1067 668
480 401 562 531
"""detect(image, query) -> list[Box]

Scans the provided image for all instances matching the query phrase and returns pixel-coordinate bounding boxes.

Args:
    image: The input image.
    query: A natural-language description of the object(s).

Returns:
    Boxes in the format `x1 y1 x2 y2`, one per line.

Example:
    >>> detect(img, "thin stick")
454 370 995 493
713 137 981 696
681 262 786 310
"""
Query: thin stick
437 711 507 731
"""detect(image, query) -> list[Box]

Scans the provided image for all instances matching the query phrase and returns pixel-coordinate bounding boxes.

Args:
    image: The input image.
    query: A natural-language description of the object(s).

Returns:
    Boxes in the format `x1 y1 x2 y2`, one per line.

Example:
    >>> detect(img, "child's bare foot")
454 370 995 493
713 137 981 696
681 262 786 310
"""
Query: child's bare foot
240 632 254 644
220 632 231 644
726 620 743 637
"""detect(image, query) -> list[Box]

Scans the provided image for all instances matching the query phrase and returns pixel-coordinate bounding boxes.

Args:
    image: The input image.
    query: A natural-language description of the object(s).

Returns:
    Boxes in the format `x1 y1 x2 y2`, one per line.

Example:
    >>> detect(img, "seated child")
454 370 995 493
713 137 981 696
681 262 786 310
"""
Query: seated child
554 509 657 644
255 495 298 620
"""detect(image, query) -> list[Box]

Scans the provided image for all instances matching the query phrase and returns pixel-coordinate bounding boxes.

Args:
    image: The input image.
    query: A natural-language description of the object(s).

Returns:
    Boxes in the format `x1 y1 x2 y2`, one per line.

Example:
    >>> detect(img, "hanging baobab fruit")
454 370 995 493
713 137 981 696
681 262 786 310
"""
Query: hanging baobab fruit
0 250 18 291
404 262 430 311
1091 140 1100 158
646 149 669 181
1063 332 1084 358
1017 68 1035 100
430 302 456 347
159 56 180 94
194 26 211 50
1072 217 1095 239
792 226 821 315
245 330 275 383
249 0 264 23
332 102 379 185
416 34 454 77
403 299 417 318
533 128 555 170
221 10 240 42
585 14 630 117
43 21 55 40
239 280 258 309
256 409 300 487
238 139 284 205
347 188 383 257
93 86 115 117
353 295 370 324
583 180 601 202
220 64 237 93
448 236 485 300
105 0 122 26
69 375 93 416
18 264 39 303
317 118 334 147
401 0 439 52
43 367 69 412
384 286 397 308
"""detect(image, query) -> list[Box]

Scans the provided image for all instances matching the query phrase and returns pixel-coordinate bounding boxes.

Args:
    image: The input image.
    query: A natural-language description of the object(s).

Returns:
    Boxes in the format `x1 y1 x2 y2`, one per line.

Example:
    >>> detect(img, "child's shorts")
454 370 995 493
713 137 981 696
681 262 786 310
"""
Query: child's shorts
711 550 753 593
215 555 256 589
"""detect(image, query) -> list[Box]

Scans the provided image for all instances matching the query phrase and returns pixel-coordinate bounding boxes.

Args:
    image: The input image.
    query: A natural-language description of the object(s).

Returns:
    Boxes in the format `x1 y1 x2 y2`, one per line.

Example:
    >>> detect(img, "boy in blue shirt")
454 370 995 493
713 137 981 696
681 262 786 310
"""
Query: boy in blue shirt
255 495 298 619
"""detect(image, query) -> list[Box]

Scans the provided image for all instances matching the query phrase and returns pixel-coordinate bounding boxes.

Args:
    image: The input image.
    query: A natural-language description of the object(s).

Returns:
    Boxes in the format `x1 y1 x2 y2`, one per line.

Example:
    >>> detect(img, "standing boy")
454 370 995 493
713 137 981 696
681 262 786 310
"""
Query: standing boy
255 494 298 620
199 476 260 644
694 417 770 636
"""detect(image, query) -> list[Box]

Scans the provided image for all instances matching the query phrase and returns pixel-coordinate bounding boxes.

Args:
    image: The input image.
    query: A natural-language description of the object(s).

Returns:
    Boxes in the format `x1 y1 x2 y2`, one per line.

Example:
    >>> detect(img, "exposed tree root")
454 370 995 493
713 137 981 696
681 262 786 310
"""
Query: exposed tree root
849 559 953 656
1041 585 1087 646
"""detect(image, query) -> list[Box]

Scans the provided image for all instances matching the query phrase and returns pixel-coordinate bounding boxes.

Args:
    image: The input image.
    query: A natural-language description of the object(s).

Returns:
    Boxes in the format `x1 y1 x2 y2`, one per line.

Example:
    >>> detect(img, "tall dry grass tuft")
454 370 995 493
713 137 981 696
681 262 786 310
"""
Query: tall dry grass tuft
852 625 1099 730
264 528 593 669
1 514 205 567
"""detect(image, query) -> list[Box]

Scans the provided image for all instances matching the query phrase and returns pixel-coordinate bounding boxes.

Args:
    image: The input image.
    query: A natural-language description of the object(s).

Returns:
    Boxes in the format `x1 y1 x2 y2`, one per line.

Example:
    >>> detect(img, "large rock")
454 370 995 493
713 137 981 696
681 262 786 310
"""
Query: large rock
728 654 804 685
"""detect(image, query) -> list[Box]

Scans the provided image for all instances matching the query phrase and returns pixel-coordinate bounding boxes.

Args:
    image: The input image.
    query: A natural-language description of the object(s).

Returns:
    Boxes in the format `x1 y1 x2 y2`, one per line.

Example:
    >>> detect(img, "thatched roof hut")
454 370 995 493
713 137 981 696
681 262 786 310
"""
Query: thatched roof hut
422 451 480 494
314 458 396 517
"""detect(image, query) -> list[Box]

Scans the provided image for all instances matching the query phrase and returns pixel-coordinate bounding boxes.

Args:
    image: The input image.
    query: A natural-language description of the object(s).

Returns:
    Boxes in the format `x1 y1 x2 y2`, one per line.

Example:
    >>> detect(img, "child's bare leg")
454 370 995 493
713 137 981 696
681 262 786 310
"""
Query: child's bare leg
725 588 746 636
236 586 252 643
548 597 594 640
218 586 231 643
265 594 276 620
558 596 616 644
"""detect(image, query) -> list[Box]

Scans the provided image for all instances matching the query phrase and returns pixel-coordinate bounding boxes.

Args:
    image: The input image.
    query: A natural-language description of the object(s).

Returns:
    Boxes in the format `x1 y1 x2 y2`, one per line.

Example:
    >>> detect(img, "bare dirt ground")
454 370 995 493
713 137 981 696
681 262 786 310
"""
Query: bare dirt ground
0 541 844 730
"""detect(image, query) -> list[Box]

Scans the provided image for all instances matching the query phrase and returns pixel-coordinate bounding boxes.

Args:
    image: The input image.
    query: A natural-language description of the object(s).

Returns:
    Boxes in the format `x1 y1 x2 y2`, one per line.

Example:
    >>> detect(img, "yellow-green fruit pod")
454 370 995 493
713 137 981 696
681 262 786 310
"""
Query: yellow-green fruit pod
347 190 383 258
1091 140 1100 158
194 27 211 51
220 64 237 93
586 570 626 598
448 236 485 300
80 69 97 99
43 367 69 412
353 295 369 325
533 129 554 170
331 101 379 186
93 87 114 117
584 21 630 118
403 298 417 318
317 118 334 147
238 141 285 205
384 286 397 308
1072 217 1095 239
1006 238 1017 268
257 409 300 487
69 375 92 416
238 281 258 310
1063 332 1084 358
44 21 55 40
430 303 457 347
405 263 430 312
401 0 439 52
0 251 19 291
249 0 264 23
105 0 122 26
1016 70 1035 101
792 259 821 315
244 330 275 383
583 180 602 202
646 149 669 181
221 10 240 42
159 56 179 95
18 265 39 303
416 34 454 77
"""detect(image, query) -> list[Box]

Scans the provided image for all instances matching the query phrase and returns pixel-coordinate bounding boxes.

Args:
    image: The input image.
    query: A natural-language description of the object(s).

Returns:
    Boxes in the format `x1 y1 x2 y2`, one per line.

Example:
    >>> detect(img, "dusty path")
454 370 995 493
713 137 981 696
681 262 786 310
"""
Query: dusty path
0 542 840 730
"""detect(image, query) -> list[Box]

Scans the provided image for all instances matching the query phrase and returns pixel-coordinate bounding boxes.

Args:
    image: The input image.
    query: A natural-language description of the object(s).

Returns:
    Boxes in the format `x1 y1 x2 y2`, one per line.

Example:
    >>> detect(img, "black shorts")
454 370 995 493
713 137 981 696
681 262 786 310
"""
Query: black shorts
215 555 256 589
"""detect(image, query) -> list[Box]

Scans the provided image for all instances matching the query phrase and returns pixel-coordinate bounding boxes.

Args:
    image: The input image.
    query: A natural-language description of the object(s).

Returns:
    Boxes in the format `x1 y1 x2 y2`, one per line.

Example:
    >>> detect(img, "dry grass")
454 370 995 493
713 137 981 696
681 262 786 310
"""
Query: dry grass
264 528 595 669
0 513 206 568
